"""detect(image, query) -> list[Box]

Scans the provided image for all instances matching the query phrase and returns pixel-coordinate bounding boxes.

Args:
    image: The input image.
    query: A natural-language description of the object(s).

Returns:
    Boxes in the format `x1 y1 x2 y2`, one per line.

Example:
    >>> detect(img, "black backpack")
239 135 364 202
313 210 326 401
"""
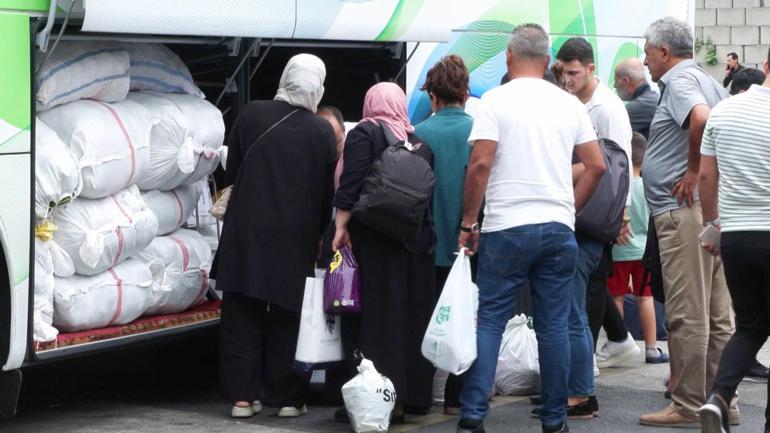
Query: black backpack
575 138 630 243
351 124 435 247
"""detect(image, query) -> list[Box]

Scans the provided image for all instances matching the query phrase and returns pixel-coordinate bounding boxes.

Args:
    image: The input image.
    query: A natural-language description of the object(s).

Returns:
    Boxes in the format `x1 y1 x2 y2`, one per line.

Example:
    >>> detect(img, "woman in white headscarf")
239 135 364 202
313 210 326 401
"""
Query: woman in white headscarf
212 53 338 419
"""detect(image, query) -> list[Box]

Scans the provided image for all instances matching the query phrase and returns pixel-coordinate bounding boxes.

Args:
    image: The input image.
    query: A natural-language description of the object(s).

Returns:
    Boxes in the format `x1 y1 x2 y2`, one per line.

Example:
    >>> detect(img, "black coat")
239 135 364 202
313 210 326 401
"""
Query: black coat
213 100 337 312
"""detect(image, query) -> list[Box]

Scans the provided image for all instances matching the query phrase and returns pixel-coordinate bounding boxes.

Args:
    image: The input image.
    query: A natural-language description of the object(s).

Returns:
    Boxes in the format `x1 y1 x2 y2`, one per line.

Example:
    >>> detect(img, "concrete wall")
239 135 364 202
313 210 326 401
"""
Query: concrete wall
695 1 770 83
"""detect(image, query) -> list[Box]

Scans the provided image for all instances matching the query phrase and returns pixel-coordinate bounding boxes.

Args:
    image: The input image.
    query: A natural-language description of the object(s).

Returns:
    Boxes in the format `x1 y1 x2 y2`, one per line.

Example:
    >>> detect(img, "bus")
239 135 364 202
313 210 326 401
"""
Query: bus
0 0 692 417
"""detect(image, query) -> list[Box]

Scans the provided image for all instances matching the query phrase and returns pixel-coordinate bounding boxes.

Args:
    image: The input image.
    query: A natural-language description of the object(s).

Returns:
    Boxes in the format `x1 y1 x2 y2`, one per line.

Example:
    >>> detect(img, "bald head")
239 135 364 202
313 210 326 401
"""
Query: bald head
614 57 647 101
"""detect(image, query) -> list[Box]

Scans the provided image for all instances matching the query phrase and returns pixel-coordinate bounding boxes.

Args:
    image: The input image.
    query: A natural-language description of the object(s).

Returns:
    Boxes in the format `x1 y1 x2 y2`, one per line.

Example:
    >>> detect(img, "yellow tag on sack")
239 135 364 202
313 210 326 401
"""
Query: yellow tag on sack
35 219 57 241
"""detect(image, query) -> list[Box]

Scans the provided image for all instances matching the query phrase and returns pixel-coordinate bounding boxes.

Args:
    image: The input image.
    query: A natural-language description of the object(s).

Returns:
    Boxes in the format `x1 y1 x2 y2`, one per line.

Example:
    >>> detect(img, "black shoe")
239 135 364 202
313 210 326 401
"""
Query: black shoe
744 359 769 383
543 420 569 433
456 418 485 433
334 407 348 423
699 394 729 433
588 395 599 417
566 399 594 419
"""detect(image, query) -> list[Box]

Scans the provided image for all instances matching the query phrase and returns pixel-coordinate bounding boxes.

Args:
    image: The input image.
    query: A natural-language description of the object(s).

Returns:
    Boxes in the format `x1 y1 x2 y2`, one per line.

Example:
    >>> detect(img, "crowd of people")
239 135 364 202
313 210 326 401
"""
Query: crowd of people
209 15 770 433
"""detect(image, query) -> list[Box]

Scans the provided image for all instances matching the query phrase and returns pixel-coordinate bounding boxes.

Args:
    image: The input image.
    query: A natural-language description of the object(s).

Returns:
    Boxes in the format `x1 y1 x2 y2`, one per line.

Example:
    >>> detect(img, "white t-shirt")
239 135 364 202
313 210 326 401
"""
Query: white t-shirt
585 80 634 205
469 77 597 233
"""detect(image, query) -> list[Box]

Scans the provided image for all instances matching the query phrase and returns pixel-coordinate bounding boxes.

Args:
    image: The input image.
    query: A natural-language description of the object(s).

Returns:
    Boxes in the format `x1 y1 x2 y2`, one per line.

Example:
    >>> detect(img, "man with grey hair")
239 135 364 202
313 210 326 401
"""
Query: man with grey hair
638 16 734 428
614 58 658 139
457 23 605 433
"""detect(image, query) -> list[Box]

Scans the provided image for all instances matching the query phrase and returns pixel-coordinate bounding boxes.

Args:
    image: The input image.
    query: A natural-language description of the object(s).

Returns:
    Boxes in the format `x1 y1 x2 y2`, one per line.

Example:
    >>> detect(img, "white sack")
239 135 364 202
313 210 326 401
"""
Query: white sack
124 43 204 98
39 98 154 199
137 229 212 315
53 258 153 332
142 185 200 236
33 239 74 342
494 315 540 396
342 358 396 433
421 250 478 375
53 185 159 276
127 92 222 190
35 119 82 222
295 274 343 368
36 42 130 111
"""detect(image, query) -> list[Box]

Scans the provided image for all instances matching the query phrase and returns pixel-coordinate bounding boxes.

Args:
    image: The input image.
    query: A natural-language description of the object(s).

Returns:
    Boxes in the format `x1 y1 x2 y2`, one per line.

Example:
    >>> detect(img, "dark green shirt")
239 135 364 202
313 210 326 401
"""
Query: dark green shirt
414 107 473 267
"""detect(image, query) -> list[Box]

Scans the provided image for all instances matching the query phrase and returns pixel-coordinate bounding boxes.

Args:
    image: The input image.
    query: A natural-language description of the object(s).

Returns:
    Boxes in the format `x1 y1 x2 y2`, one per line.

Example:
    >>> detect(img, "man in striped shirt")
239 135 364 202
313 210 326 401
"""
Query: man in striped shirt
698 49 770 433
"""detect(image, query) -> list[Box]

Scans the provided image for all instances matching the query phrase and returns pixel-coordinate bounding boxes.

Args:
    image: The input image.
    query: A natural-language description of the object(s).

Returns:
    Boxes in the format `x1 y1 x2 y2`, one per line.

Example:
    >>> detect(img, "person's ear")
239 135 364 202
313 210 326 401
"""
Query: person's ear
660 45 673 63
588 63 596 76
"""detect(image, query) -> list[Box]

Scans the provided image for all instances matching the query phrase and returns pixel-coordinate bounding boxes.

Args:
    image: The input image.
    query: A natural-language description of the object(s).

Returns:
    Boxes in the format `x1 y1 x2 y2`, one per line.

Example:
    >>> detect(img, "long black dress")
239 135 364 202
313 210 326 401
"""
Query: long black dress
214 99 337 406
333 121 436 409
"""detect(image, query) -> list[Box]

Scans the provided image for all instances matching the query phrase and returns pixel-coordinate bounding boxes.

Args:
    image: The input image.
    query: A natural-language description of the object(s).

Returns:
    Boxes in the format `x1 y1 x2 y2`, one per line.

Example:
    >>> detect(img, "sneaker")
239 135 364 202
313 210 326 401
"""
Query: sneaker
543 420 569 433
596 332 641 368
457 418 486 433
646 348 670 364
639 406 699 428
230 403 255 418
699 394 729 433
744 359 769 383
277 405 308 418
252 400 262 414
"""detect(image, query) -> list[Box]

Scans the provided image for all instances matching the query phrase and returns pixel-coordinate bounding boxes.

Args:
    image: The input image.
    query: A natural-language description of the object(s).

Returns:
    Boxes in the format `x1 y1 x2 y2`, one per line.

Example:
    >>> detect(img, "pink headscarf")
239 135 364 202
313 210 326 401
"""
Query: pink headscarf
360 82 414 142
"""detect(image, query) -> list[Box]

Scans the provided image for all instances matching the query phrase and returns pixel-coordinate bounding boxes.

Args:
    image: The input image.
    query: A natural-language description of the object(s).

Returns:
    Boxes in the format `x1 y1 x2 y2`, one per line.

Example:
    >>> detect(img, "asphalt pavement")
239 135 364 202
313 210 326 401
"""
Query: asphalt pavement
1 329 768 433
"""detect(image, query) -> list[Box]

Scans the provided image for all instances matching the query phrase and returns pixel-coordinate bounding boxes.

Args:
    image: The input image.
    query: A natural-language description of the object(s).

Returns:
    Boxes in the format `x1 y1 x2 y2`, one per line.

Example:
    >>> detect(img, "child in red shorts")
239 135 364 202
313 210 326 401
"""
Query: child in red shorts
608 132 668 364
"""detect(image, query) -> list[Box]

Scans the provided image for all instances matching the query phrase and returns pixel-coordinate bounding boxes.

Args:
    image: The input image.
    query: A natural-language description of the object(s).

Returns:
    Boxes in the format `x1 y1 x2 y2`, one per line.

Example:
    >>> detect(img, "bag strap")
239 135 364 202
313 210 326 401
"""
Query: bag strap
242 108 299 163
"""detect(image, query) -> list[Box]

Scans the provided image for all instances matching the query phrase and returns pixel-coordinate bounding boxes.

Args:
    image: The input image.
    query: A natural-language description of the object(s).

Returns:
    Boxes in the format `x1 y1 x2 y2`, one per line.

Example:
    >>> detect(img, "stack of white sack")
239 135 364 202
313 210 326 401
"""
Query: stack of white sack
53 258 153 332
33 238 74 343
52 185 159 276
35 41 130 112
137 229 212 315
127 92 223 191
141 185 200 236
34 119 82 222
38 98 155 199
123 43 205 98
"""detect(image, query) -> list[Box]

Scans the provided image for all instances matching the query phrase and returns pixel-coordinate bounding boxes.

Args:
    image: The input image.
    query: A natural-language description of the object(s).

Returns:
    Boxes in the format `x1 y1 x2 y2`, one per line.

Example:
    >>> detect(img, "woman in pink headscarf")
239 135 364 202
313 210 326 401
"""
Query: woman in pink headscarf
331 82 436 423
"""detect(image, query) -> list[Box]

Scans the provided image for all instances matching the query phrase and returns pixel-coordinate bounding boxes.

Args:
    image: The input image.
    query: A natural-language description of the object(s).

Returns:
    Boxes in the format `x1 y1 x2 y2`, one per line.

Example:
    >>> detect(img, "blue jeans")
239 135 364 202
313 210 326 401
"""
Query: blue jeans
567 234 604 398
459 223 578 429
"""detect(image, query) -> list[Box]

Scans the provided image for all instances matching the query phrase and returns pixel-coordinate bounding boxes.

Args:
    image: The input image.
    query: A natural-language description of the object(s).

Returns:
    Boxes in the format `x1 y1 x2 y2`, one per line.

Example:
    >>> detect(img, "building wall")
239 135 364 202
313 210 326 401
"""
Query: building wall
695 0 770 84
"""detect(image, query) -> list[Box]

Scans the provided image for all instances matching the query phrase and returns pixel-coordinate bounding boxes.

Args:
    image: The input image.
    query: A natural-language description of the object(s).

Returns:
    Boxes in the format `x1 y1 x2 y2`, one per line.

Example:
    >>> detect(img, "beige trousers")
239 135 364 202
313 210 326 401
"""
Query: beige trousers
654 203 734 417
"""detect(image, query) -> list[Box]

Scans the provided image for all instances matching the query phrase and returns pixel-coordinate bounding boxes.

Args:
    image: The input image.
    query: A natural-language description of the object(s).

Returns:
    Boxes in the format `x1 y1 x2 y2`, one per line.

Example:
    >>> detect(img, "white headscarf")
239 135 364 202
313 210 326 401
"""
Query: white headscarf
274 54 326 112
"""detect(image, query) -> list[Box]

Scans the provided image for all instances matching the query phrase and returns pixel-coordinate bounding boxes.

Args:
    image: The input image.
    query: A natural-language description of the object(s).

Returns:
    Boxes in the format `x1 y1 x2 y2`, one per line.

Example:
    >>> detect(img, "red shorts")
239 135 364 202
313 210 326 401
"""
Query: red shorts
608 260 651 297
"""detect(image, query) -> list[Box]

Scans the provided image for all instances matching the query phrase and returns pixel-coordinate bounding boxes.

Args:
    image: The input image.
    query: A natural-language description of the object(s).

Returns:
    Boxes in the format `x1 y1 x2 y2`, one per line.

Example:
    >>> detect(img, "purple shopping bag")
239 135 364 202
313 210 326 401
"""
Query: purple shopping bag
323 245 361 314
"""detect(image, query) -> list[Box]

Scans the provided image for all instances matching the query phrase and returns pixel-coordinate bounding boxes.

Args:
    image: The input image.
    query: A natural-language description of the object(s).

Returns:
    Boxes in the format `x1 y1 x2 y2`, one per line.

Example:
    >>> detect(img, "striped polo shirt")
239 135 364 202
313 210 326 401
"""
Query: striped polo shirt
701 84 770 232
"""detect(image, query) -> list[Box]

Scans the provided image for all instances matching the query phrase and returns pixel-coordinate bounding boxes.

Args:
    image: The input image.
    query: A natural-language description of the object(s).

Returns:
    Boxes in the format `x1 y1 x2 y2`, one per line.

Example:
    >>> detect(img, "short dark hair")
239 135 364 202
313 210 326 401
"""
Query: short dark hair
556 37 594 65
730 68 766 95
631 132 647 167
317 105 344 127
421 55 469 105
727 52 738 61
500 69 559 86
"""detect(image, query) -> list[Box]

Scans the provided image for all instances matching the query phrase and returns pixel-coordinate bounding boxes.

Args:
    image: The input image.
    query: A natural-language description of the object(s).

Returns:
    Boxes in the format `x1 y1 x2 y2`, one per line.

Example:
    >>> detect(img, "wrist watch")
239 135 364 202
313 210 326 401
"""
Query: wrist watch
703 218 720 227
460 222 480 233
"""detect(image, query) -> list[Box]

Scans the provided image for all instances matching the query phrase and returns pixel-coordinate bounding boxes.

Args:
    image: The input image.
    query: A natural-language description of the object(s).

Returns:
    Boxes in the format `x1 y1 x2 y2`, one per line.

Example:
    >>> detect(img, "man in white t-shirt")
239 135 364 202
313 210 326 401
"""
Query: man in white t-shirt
555 37 640 419
456 23 605 433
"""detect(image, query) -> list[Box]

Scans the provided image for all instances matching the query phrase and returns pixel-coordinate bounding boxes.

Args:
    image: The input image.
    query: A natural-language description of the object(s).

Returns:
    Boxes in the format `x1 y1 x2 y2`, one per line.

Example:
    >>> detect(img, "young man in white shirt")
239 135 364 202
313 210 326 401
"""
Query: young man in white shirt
554 37 642 418
457 23 605 433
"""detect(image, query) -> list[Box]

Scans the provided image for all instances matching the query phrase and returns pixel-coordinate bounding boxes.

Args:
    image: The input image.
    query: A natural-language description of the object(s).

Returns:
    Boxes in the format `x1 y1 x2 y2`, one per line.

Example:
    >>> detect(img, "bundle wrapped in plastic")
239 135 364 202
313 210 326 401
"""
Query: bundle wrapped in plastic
123 43 205 98
137 229 212 315
35 119 82 222
39 98 155 199
342 357 397 432
141 185 200 236
494 315 540 396
53 258 153 332
33 238 74 343
127 92 222 191
53 185 159 276
35 41 130 112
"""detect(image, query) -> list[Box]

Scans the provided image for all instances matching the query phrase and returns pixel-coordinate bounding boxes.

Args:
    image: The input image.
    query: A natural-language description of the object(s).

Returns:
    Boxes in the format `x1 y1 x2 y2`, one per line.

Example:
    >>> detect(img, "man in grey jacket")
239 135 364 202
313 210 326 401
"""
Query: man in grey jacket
614 58 658 139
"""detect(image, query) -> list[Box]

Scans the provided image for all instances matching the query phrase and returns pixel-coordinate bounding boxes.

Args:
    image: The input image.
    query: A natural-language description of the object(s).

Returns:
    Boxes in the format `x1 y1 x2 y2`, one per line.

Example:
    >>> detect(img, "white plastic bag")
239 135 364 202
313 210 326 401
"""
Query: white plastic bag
141 185 200 236
53 258 153 332
34 119 82 222
494 315 540 396
35 41 130 111
127 93 223 191
123 43 205 98
342 357 397 433
38 98 155 198
295 272 343 369
52 185 159 276
137 229 212 315
421 250 478 375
